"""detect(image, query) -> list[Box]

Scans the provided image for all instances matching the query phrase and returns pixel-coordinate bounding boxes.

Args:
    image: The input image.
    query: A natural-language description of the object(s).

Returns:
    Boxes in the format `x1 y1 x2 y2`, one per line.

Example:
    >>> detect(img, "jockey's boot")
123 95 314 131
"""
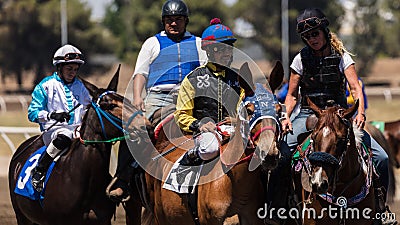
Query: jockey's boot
31 151 54 192
176 147 203 184
108 162 136 202
31 134 71 192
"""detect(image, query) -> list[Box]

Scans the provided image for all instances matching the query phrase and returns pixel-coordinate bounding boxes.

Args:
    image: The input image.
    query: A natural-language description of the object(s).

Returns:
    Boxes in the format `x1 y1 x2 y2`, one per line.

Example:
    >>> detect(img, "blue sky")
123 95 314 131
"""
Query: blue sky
81 0 112 20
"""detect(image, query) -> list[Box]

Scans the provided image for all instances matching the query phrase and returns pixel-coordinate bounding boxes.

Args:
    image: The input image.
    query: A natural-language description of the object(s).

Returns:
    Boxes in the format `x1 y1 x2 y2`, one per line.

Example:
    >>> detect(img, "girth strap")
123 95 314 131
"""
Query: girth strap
187 186 200 225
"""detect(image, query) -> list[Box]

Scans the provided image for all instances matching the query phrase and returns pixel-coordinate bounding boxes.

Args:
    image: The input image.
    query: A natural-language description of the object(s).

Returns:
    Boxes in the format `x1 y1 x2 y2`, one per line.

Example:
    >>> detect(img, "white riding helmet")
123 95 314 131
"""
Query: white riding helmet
52 44 85 66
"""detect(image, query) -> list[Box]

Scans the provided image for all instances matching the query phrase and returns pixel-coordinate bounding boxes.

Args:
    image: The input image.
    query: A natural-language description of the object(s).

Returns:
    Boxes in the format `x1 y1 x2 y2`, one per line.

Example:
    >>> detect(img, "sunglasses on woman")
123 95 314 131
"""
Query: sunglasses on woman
54 53 84 61
302 30 321 40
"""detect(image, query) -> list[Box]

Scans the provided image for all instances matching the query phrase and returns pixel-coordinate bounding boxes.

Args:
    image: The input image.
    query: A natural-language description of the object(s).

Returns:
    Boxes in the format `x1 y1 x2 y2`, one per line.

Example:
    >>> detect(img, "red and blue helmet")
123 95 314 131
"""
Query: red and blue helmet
201 18 237 48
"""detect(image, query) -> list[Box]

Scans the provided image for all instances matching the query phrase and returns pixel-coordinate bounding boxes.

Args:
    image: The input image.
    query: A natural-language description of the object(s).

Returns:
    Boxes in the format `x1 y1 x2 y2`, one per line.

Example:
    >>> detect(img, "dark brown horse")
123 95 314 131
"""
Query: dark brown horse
293 98 375 225
380 120 400 168
8 66 149 225
364 122 396 202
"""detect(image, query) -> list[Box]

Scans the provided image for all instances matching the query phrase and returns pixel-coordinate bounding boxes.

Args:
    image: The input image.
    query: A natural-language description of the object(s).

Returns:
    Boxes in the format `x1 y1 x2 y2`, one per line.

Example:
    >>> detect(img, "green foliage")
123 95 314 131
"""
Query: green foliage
352 0 385 76
232 0 344 61
0 0 117 90
103 0 228 63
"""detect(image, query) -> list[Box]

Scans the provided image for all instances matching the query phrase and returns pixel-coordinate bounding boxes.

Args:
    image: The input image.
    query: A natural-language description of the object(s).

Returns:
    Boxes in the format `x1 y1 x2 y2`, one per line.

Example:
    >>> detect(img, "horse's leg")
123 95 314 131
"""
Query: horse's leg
124 196 142 225
14 211 35 225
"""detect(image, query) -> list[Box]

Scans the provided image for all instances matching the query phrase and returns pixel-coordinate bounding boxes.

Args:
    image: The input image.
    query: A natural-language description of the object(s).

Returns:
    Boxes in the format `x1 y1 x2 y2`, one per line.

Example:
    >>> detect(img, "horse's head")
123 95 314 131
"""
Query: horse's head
80 65 150 142
306 97 359 194
238 61 283 171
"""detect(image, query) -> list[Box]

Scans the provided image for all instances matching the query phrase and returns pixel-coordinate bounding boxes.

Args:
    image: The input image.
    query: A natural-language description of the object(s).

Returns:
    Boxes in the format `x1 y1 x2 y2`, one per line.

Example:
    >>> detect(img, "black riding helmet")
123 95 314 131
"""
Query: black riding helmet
162 0 189 17
296 8 331 47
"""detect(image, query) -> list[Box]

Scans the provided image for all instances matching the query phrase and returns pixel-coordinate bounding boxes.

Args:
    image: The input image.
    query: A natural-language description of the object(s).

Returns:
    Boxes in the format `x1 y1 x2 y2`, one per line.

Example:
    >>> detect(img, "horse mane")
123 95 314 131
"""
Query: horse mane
353 125 364 146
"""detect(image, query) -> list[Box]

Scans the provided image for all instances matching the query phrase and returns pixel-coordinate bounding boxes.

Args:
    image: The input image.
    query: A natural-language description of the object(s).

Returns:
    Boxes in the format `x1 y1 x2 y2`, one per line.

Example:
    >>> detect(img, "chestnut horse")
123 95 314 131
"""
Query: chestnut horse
8 66 149 225
137 62 284 225
293 98 376 225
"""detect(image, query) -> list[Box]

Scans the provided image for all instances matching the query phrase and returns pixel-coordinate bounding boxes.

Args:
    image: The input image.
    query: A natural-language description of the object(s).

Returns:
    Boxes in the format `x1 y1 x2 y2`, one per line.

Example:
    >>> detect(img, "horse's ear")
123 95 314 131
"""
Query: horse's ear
268 61 284 93
344 99 359 119
107 64 121 91
307 97 322 117
79 76 99 97
238 62 255 97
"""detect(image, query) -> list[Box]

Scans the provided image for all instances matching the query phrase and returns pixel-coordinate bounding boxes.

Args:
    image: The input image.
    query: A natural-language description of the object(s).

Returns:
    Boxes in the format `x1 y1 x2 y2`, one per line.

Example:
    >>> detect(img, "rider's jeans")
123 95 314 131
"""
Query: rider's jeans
284 108 389 193
144 91 174 120
285 108 314 149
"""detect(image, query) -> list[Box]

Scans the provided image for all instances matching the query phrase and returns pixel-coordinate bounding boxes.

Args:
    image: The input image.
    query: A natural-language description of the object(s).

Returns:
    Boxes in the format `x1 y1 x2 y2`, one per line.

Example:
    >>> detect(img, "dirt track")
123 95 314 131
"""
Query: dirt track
2 160 400 224
0 176 127 224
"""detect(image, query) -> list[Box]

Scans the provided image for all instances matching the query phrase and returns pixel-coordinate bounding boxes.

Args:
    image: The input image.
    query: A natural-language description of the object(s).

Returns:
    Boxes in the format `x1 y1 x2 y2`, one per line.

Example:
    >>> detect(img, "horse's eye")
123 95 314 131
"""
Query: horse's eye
246 108 254 116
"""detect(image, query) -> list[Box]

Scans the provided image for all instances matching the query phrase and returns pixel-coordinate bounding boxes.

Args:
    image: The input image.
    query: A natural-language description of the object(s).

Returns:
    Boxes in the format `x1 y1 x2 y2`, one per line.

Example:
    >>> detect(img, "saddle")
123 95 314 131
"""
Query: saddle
151 104 176 128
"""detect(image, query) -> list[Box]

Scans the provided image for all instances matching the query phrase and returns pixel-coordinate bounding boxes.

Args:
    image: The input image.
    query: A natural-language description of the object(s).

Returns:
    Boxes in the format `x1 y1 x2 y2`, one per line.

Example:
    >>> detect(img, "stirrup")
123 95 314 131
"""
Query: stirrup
31 170 45 192
106 176 131 203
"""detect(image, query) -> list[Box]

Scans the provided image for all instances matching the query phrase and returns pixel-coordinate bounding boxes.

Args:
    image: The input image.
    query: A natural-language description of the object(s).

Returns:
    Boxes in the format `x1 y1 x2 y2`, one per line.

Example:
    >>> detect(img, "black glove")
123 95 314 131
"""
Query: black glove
48 111 71 122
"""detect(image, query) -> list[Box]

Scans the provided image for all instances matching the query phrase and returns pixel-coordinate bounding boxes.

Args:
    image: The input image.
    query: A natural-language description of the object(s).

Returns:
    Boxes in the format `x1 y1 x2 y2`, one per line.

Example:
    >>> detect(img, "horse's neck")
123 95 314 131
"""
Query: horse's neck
334 138 364 194
79 111 113 159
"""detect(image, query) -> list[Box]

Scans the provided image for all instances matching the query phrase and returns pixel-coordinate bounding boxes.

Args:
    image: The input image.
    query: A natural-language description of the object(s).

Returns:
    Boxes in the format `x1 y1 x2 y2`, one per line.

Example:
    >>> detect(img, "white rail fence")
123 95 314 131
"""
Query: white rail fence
0 126 118 173
0 126 40 153
0 95 31 113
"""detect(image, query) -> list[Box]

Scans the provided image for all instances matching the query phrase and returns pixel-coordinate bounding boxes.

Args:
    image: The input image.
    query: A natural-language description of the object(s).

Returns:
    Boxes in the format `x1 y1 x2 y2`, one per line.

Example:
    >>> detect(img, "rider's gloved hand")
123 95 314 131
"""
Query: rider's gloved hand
48 111 71 122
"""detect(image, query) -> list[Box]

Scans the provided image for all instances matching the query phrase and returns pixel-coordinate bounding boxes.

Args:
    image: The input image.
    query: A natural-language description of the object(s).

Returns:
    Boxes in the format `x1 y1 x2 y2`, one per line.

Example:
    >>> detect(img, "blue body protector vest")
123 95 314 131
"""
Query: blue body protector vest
147 33 200 89
299 46 347 108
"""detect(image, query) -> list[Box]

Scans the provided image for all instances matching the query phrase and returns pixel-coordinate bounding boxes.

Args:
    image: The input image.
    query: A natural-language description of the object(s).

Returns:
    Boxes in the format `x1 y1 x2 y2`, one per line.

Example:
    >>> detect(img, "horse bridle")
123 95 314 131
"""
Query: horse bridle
91 91 145 142
305 109 372 206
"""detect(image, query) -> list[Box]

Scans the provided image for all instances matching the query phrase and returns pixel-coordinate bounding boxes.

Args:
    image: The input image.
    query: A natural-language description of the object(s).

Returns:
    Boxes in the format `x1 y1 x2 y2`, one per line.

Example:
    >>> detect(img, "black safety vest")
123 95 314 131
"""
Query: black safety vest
299 46 347 108
187 65 241 123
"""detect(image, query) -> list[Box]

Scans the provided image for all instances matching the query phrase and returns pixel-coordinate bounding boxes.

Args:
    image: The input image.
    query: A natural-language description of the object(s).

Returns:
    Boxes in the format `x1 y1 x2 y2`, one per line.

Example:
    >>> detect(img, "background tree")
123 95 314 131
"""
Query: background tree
352 0 385 76
103 0 229 63
380 0 400 58
0 0 116 91
231 0 344 62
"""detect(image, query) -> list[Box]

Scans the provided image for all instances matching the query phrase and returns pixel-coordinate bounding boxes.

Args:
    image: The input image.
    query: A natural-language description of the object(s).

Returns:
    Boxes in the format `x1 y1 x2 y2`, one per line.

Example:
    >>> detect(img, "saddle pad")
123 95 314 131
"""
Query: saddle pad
14 146 56 201
162 154 203 194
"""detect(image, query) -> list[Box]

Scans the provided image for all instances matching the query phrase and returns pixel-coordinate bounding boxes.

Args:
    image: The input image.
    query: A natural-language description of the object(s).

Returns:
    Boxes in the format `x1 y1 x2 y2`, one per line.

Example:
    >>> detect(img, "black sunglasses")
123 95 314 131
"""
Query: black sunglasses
302 30 321 40
54 53 84 61
297 17 323 33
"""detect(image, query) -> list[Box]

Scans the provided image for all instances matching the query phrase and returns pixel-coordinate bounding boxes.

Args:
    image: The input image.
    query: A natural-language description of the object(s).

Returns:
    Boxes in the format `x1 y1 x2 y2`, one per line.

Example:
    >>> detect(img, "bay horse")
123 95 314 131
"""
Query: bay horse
8 66 149 225
293 98 376 225
138 61 284 225
364 122 396 203
378 120 400 168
